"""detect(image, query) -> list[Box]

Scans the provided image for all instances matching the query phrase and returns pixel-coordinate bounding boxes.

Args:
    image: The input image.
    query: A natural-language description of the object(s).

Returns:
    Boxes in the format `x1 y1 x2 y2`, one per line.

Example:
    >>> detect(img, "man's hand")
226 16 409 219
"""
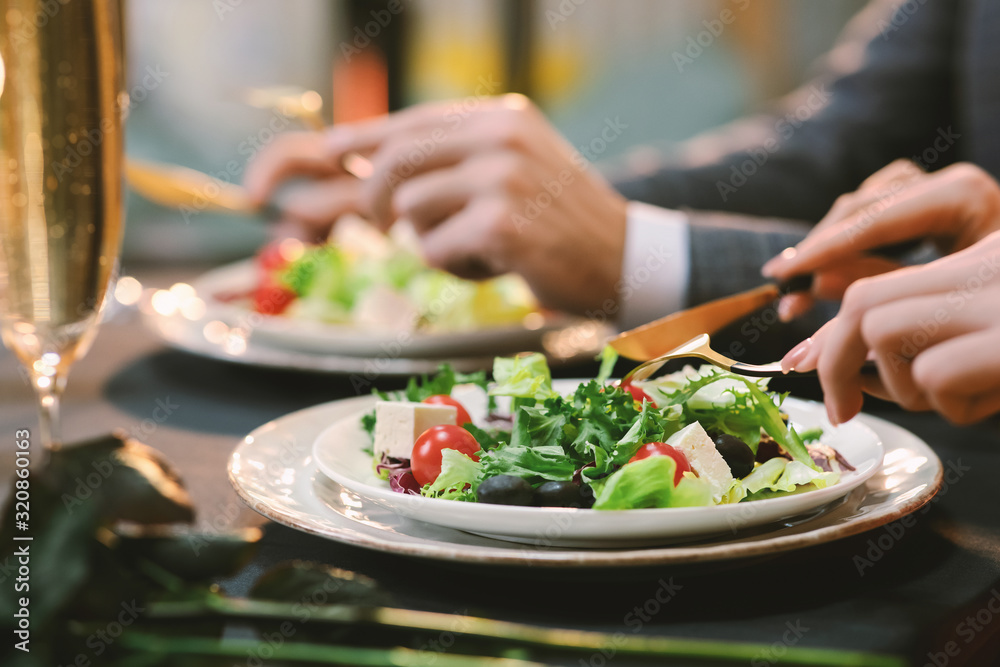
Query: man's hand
781 232 1000 426
762 161 1000 321
244 95 629 314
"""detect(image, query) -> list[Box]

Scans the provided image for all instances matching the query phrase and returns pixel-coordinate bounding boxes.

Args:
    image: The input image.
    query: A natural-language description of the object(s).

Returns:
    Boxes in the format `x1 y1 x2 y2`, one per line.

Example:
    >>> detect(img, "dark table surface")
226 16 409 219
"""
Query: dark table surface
3 264 1000 667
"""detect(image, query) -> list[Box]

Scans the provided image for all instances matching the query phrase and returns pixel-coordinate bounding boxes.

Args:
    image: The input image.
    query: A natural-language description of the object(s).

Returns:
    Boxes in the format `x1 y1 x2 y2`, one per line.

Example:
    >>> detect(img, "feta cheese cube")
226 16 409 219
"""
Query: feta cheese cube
373 401 457 460
667 422 734 503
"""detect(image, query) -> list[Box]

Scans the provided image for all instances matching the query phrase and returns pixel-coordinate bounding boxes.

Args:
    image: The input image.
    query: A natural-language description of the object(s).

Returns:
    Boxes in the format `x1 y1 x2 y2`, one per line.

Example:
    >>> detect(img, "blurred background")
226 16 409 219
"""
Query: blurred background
123 0 868 264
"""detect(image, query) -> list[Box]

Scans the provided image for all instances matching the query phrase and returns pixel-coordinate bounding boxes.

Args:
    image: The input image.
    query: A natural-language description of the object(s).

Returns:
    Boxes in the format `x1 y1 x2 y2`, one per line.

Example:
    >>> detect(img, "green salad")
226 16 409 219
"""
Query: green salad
364 352 852 510
251 220 538 330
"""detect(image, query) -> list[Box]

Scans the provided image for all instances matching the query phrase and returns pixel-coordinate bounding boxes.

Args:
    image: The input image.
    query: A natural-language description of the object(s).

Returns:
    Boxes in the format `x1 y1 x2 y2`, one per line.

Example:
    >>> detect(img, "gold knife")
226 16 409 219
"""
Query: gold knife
608 279 810 361
126 159 260 215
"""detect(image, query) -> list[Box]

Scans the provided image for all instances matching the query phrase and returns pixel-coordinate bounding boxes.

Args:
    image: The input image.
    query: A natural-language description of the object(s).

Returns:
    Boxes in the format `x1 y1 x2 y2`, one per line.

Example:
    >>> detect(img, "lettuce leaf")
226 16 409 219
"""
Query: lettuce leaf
724 457 839 503
422 450 482 501
591 457 712 510
489 353 558 402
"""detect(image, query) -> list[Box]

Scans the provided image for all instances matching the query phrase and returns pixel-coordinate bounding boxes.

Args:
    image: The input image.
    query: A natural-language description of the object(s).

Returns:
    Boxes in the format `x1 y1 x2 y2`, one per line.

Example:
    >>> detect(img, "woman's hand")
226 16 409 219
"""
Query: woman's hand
781 232 1000 425
762 161 1000 321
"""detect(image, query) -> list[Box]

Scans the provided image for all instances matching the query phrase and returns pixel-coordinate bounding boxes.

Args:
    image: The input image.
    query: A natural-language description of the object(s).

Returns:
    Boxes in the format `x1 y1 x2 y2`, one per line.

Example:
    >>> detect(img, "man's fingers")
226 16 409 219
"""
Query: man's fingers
278 177 362 231
244 132 342 204
810 256 902 301
392 167 478 233
418 196 512 279
777 293 813 322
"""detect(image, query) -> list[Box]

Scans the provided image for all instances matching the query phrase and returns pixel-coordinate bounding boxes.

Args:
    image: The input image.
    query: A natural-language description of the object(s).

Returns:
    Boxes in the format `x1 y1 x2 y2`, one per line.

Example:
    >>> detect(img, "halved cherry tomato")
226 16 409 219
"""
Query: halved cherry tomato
411 425 481 486
628 443 691 485
621 383 654 406
254 284 296 315
422 395 472 425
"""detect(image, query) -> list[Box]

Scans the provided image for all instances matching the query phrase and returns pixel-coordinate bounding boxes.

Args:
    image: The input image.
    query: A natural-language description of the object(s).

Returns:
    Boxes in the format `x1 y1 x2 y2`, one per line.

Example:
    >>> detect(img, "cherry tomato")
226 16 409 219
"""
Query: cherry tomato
256 241 291 272
422 395 472 425
411 425 481 486
254 284 296 315
621 383 654 406
628 443 691 486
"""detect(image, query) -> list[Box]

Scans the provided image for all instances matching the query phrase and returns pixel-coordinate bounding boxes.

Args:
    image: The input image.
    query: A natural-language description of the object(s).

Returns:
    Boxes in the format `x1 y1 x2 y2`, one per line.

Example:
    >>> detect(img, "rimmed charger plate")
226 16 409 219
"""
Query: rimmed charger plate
229 392 943 567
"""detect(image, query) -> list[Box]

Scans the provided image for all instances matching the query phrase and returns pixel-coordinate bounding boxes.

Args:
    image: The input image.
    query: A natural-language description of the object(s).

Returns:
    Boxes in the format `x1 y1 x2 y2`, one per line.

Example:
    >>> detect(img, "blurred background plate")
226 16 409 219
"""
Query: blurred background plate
193 259 591 358
141 277 610 374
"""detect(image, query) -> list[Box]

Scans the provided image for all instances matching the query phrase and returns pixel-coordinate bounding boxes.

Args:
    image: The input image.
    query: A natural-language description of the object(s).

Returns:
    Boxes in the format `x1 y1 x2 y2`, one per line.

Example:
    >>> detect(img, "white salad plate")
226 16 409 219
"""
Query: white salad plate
192 260 594 358
229 388 943 566
142 261 609 375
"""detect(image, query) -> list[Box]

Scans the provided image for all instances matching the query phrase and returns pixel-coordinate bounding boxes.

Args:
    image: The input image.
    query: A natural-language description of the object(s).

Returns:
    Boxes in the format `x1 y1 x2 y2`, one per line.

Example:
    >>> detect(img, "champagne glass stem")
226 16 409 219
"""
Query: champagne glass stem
36 385 63 452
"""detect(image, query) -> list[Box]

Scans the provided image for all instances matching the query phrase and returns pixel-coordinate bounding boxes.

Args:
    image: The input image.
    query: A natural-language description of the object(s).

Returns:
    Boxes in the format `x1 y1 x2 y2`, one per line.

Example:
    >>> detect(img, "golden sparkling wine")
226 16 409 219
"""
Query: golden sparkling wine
0 0 125 446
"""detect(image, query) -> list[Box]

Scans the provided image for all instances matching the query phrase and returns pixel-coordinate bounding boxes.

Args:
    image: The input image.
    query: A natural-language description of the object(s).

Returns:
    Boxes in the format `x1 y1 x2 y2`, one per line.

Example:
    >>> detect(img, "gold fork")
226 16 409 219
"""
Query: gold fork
621 333 878 384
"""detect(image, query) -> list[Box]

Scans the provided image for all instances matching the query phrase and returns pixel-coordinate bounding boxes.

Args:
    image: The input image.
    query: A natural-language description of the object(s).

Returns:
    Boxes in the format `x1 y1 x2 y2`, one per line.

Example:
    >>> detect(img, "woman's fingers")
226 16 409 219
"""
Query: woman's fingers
763 163 1000 280
776 256 902 323
910 327 1000 424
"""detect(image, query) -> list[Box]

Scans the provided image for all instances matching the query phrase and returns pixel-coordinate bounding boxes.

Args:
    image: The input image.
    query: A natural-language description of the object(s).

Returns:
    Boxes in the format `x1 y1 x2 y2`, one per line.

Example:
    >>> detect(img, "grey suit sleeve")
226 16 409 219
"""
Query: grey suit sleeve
609 0 960 223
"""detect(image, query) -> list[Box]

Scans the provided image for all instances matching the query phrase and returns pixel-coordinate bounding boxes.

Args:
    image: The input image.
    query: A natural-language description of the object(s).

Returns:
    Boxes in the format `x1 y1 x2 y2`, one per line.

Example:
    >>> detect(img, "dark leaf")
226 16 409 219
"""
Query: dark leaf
251 561 391 607
115 526 262 581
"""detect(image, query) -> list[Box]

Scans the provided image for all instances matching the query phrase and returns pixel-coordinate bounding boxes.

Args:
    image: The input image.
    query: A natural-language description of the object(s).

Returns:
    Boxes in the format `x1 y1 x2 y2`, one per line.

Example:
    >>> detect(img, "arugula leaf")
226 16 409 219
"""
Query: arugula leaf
403 364 487 403
608 400 682 466
738 379 818 470
567 381 623 456
478 422 578 483
595 345 619 384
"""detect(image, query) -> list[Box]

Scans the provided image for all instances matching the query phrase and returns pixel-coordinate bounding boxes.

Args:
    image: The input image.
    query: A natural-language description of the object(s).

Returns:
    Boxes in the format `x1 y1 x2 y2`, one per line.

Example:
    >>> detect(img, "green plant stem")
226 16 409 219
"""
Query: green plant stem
146 597 906 667
118 634 547 666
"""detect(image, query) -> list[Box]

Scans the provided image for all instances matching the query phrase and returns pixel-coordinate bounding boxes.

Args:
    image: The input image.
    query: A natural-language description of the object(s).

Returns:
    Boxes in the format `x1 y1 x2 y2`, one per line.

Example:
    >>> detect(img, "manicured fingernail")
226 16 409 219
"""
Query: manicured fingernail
761 247 797 277
777 298 797 322
781 338 812 373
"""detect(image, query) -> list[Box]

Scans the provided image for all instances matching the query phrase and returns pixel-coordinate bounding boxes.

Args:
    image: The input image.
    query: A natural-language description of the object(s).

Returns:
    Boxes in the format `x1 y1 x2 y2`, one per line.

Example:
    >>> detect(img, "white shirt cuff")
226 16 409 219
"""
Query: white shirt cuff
617 201 690 330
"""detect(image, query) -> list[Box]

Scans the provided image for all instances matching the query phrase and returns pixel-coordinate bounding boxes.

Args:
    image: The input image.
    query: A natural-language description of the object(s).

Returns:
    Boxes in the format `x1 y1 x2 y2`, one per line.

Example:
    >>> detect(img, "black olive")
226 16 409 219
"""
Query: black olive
476 475 534 506
578 484 596 509
713 433 756 478
535 481 587 507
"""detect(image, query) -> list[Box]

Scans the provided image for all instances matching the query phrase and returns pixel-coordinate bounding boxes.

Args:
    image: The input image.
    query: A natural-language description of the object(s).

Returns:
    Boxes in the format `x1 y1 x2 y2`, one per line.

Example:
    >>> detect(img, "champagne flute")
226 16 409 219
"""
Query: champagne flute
0 0 125 451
